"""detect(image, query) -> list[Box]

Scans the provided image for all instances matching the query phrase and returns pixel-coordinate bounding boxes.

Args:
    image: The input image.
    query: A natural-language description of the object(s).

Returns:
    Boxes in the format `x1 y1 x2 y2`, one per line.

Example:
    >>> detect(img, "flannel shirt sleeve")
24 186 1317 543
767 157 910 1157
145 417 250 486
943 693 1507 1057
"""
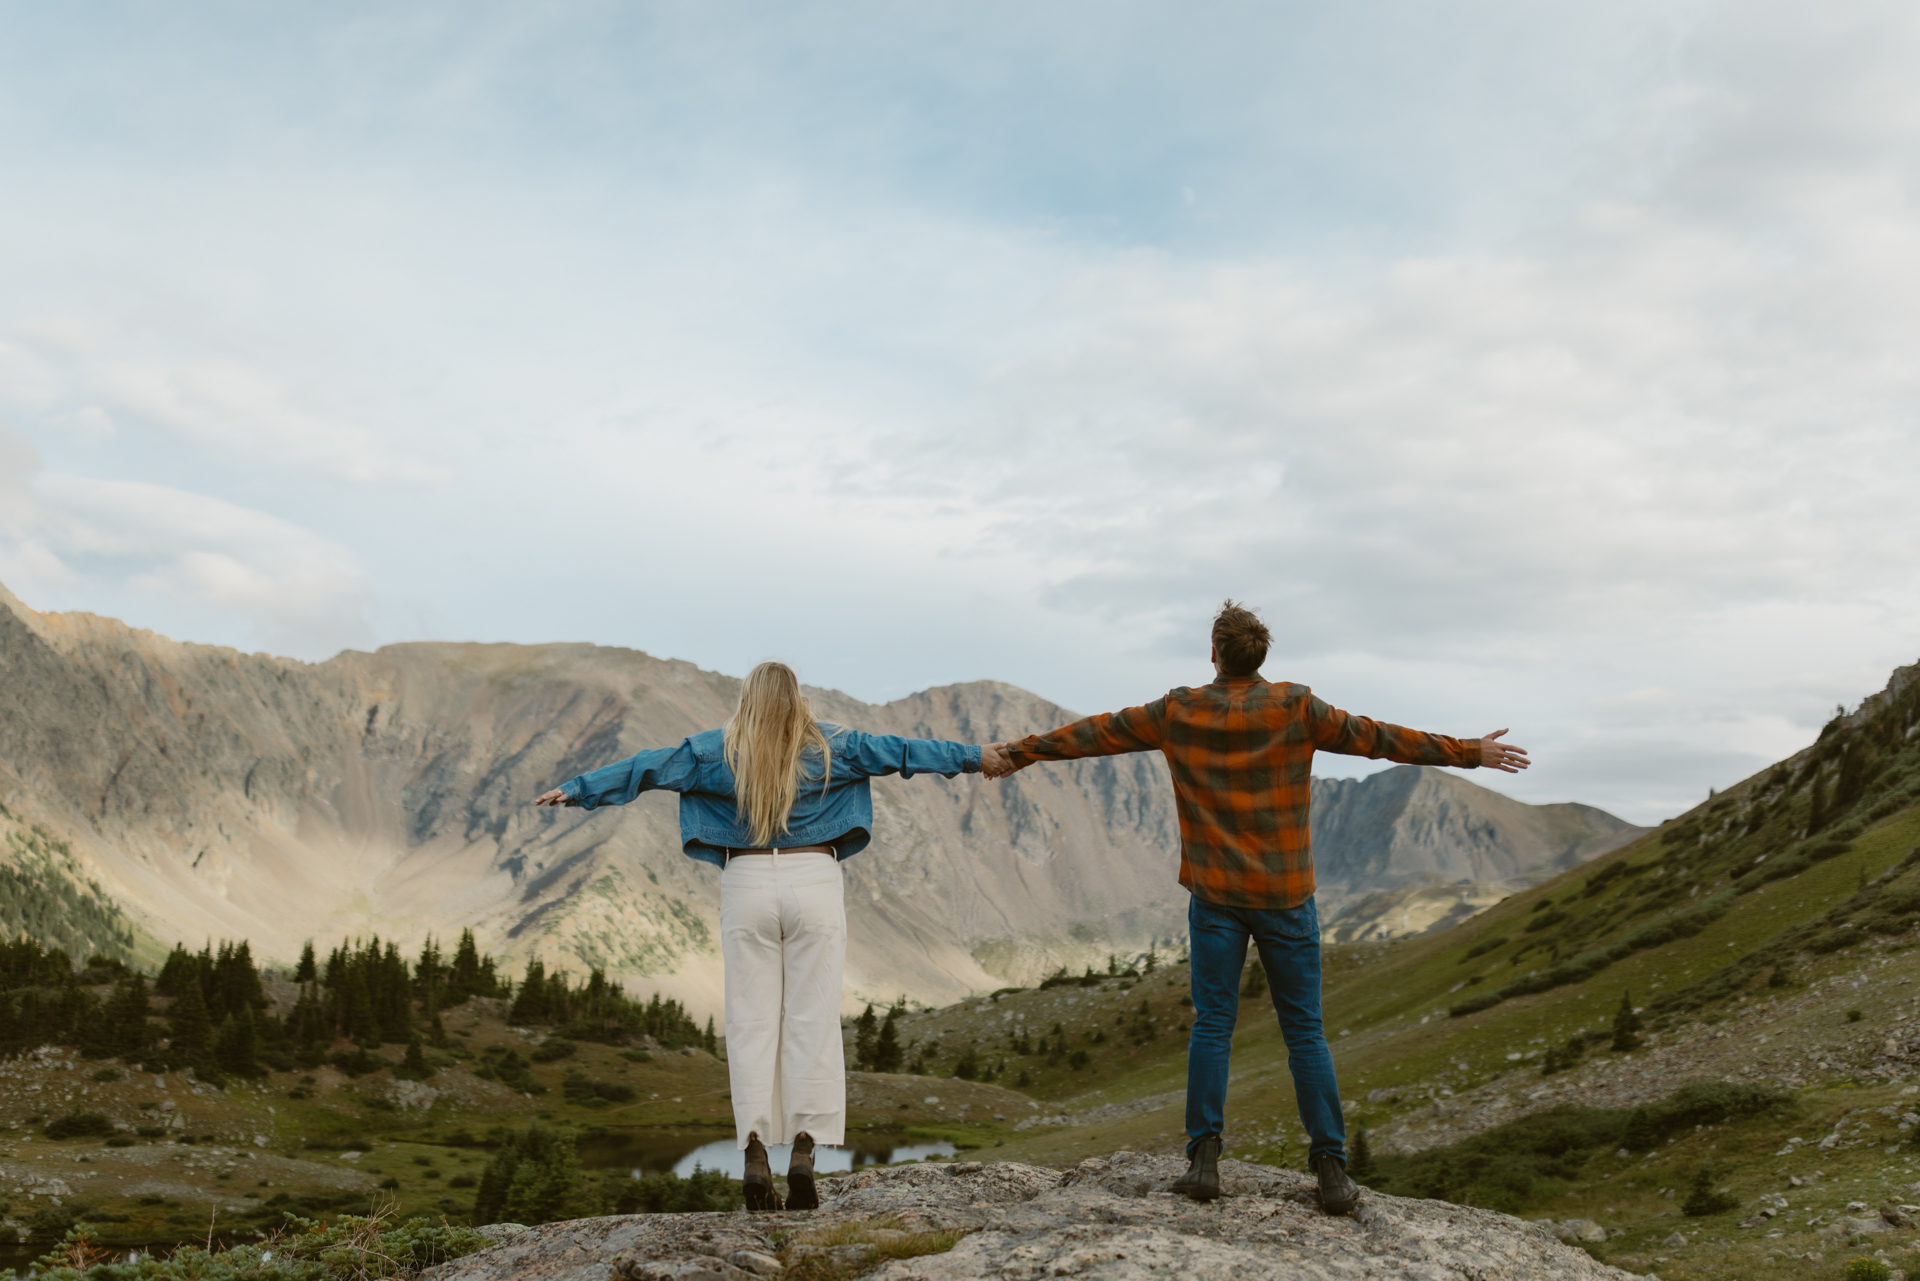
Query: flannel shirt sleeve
1005 698 1167 766
1305 695 1482 768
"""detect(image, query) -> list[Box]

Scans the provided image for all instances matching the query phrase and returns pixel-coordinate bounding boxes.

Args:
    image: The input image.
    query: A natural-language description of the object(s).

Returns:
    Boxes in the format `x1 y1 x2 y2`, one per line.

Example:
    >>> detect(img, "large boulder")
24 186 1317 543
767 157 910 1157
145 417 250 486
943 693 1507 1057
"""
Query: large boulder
420 1152 1634 1280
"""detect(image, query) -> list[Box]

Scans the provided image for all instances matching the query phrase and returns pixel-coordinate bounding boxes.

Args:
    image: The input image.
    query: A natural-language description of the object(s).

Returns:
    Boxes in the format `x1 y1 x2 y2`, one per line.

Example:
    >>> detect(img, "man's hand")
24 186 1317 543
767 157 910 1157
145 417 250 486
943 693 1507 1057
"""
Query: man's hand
1479 730 1530 774
532 787 576 806
980 743 1017 779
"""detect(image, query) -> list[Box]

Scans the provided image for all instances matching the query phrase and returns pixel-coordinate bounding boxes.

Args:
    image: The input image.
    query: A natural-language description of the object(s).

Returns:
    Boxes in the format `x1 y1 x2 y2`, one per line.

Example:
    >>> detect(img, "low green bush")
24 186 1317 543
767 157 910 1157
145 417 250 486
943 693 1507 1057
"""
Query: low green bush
1368 1081 1793 1214
24 1212 492 1279
604 1166 742 1214
529 1038 577 1063
44 1113 114 1140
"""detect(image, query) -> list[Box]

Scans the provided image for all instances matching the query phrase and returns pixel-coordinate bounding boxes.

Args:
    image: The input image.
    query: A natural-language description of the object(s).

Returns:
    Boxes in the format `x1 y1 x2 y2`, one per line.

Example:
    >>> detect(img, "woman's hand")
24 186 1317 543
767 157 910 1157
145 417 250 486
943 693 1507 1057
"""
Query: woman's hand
532 787 576 806
980 743 1017 779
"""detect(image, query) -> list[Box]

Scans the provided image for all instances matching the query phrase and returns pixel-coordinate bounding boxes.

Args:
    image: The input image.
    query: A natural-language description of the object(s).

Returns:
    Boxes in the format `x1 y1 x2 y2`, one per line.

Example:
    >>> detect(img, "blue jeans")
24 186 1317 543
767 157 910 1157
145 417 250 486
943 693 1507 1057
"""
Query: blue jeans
1185 893 1345 1166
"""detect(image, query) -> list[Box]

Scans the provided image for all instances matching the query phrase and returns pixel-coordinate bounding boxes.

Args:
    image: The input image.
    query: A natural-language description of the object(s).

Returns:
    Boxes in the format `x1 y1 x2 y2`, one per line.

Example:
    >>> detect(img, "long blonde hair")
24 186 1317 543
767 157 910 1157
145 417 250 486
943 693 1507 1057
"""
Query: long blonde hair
724 662 834 846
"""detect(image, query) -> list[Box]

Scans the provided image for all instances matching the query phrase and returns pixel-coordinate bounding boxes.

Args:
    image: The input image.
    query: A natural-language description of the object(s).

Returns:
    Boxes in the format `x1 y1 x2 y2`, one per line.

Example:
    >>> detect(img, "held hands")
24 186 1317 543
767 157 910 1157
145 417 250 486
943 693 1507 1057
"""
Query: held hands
980 742 1018 779
1479 730 1531 774
532 787 576 806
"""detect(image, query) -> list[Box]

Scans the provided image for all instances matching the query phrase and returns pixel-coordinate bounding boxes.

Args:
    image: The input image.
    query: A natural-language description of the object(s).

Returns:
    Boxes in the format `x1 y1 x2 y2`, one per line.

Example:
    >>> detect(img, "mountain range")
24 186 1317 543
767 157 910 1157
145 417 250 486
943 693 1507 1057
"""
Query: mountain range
0 581 1640 1014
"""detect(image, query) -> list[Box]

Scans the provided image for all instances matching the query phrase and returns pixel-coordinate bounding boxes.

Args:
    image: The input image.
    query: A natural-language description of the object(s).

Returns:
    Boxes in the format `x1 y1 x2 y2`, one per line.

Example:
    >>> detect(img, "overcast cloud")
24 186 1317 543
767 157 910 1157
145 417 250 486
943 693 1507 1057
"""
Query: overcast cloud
0 0 1916 825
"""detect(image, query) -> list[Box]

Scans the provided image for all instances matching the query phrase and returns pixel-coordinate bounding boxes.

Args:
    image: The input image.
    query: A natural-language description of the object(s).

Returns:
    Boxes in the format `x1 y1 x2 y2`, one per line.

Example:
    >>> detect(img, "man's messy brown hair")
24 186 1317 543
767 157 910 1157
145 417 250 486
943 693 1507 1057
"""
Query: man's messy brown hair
1211 600 1271 678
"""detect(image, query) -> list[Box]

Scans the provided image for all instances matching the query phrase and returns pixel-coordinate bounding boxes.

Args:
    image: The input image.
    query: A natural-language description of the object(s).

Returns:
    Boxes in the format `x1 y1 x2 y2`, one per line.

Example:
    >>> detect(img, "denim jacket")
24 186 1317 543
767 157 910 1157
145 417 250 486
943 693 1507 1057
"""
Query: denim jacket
559 725 980 868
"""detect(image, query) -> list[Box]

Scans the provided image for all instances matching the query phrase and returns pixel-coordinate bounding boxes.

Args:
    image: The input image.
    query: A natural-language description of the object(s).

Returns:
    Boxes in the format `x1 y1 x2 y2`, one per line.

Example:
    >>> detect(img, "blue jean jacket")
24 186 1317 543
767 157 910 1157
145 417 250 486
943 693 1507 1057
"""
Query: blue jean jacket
560 725 980 868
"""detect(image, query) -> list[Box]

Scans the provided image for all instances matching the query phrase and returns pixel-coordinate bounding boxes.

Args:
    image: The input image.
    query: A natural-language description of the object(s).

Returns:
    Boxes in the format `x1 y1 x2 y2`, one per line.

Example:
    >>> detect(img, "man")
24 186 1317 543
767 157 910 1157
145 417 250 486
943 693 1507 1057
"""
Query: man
981 601 1529 1212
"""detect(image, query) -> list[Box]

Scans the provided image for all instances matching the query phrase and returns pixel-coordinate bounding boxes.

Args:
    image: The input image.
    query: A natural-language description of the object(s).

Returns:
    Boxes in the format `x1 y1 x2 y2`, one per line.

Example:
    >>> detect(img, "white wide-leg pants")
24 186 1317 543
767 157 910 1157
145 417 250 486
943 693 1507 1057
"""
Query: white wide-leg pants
720 849 847 1148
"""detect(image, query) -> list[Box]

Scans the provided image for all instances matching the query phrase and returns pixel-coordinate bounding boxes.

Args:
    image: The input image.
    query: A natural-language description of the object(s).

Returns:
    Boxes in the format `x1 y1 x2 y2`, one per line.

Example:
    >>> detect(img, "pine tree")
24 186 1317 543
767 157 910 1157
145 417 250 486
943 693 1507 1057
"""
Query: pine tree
1348 1128 1376 1182
854 1003 878 1071
703 1016 717 1054
167 970 214 1062
872 1009 904 1073
1809 771 1830 833
510 960 549 1025
106 974 155 1061
399 1032 432 1080
294 941 317 983
1611 989 1642 1052
429 1011 449 1048
214 1008 258 1077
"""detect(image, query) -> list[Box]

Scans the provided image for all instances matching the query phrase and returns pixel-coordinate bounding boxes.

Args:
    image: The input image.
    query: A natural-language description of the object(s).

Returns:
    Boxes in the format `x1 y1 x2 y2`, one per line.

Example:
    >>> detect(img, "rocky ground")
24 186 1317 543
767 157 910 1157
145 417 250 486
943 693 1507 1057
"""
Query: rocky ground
419 1151 1632 1281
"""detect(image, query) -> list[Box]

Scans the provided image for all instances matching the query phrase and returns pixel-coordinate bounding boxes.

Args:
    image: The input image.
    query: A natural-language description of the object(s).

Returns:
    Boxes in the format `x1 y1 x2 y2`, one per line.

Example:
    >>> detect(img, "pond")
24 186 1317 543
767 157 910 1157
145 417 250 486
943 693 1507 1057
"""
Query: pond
575 1128 958 1180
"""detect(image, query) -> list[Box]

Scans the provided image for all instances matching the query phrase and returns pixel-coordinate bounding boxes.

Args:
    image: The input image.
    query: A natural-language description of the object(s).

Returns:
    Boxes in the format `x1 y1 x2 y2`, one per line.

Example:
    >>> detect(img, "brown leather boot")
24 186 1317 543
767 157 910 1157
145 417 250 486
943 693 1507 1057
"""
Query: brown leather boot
743 1132 782 1212
786 1131 819 1210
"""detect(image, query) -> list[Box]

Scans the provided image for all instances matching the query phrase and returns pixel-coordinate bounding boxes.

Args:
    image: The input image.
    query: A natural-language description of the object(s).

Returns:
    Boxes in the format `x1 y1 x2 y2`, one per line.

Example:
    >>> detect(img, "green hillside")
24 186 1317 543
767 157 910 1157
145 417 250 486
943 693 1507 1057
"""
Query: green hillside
903 668 1920 1279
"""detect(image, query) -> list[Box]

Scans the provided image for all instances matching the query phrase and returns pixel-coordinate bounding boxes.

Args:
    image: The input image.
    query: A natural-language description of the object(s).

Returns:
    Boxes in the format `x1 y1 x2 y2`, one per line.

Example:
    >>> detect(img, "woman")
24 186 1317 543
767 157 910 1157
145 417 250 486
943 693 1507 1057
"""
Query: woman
534 661 1007 1211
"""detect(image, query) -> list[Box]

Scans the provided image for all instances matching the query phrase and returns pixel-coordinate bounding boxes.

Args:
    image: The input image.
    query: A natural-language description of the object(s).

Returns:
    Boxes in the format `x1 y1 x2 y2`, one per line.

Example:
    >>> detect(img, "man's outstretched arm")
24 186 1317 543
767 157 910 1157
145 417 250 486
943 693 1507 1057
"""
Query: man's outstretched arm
986 699 1168 776
1309 696 1529 773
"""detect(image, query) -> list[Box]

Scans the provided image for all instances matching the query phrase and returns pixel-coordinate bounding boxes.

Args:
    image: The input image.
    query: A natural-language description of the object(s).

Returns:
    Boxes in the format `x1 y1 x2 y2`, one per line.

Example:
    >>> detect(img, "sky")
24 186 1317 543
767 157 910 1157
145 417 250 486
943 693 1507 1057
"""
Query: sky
1 1 1917 826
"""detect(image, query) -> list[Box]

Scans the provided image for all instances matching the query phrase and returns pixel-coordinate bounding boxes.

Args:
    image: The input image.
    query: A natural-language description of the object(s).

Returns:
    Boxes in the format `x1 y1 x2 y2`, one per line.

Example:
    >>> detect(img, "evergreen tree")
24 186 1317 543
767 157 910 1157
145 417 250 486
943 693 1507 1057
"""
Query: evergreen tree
154 945 196 997
105 974 155 1060
379 942 413 1042
703 1016 717 1054
429 1010 449 1048
398 1032 432 1080
510 960 550 1025
294 941 317 984
166 971 214 1062
473 1126 596 1226
449 929 484 1003
1809 771 1830 833
1348 1127 1376 1182
1611 990 1642 1052
854 1003 878 1071
214 1008 258 1076
872 1008 904 1073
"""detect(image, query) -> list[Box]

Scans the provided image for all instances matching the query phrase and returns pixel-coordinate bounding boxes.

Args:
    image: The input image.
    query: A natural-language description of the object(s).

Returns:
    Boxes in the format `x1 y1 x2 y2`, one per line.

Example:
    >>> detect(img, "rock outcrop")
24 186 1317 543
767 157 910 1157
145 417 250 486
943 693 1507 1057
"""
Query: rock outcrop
418 1152 1633 1280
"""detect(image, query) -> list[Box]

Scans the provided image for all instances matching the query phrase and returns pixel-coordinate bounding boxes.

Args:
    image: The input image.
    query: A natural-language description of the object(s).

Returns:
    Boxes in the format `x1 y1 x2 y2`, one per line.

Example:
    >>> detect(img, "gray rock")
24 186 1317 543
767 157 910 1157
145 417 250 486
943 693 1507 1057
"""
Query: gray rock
418 1153 1635 1281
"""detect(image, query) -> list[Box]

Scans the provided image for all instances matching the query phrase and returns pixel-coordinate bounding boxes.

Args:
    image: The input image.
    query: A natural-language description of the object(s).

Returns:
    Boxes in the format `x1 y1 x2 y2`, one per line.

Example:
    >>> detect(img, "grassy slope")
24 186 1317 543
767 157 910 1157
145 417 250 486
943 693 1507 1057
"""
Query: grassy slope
919 676 1920 1279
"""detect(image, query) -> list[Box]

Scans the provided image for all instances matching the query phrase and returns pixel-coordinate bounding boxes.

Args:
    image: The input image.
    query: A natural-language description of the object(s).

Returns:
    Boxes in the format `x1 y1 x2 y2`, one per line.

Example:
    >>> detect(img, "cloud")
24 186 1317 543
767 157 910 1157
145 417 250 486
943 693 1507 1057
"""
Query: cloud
0 473 374 658
0 330 441 484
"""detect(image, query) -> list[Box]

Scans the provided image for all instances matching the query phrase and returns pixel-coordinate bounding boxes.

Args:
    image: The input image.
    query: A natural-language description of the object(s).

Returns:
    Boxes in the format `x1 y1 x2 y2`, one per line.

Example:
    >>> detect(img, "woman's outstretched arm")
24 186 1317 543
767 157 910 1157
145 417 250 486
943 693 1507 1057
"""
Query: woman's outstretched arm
532 739 701 809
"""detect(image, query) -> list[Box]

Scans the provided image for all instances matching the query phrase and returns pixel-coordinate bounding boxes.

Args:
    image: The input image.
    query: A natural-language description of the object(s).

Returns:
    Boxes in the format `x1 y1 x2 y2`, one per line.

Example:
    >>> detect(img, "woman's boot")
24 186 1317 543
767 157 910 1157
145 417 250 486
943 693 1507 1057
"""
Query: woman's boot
786 1132 818 1210
743 1131 782 1211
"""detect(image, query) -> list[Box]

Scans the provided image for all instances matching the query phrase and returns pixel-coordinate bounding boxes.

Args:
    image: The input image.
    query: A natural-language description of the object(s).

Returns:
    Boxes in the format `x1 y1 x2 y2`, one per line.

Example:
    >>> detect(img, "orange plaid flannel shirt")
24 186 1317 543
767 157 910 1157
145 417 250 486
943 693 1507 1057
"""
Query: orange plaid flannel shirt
1004 676 1482 910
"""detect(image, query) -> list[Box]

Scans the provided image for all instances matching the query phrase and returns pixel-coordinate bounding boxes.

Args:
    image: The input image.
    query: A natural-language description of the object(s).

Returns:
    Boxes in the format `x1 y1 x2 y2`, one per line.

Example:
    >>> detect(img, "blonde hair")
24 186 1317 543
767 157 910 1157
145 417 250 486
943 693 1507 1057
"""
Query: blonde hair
724 662 834 846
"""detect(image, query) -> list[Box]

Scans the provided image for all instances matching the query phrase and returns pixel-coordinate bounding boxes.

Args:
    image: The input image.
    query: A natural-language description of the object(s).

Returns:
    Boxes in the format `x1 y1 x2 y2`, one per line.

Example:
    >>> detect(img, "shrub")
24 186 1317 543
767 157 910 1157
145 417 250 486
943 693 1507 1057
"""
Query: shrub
604 1167 742 1214
329 1048 390 1077
1623 1082 1794 1151
529 1038 578 1063
43 1113 115 1140
1067 1049 1090 1071
25 1213 492 1280
1846 1258 1894 1281
1459 936 1509 963
1370 1082 1792 1214
1681 1162 1740 1216
561 1071 636 1108
89 1069 121 1083
472 1125 598 1226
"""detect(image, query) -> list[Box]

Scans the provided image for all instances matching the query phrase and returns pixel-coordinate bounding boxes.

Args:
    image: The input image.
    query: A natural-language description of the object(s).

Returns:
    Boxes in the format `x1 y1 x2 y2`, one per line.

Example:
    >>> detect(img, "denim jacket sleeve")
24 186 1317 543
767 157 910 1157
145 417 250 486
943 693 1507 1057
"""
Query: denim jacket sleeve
831 729 980 780
560 739 703 810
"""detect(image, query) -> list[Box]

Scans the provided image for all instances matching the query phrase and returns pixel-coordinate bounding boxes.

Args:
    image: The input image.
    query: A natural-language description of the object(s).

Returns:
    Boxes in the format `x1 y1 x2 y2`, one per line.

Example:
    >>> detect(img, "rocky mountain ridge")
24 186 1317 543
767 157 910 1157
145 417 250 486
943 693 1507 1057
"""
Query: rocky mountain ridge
0 581 1639 1014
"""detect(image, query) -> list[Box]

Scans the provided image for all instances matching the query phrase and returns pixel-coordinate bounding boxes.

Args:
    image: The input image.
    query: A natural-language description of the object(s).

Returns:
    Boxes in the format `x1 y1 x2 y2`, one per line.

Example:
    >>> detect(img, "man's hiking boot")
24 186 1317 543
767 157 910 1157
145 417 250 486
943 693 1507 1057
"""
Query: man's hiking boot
1170 1136 1222 1201
786 1132 819 1211
743 1132 782 1212
1312 1151 1359 1215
